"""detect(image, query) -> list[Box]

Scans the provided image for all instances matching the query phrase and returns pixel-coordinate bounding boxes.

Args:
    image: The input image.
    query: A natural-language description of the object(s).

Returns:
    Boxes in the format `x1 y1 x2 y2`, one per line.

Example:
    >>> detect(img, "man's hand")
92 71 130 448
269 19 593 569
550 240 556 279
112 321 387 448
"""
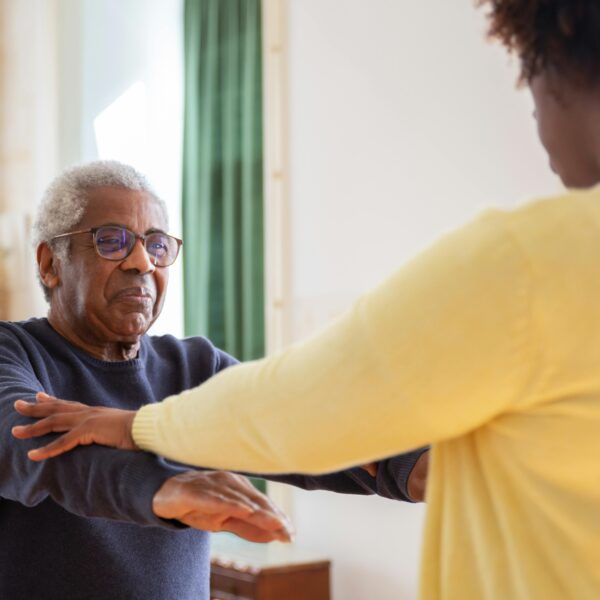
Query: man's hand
12 392 138 459
359 462 378 477
360 451 430 502
154 471 294 543
407 450 429 502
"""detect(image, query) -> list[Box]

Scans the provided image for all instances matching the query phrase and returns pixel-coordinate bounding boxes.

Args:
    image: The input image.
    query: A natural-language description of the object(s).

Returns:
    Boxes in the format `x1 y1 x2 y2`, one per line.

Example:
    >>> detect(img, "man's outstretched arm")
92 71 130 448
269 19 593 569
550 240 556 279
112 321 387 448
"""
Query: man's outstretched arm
1 331 290 541
265 447 429 502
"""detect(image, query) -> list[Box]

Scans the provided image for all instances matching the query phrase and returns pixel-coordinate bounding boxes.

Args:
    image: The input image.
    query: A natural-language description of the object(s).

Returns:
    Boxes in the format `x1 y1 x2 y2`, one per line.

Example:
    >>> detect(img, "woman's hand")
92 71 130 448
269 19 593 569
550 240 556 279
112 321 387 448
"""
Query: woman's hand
12 393 294 543
12 392 137 460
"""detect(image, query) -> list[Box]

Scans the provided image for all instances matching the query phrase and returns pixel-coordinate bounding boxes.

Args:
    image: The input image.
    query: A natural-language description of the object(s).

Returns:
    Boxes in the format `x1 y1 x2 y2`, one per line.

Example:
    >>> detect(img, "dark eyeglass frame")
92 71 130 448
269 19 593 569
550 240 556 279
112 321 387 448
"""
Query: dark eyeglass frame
50 225 183 267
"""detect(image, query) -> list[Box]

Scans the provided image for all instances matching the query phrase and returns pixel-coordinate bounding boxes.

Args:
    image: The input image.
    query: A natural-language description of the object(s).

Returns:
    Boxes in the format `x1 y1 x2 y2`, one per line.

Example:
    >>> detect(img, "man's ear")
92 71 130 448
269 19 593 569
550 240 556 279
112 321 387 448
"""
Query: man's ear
37 243 61 292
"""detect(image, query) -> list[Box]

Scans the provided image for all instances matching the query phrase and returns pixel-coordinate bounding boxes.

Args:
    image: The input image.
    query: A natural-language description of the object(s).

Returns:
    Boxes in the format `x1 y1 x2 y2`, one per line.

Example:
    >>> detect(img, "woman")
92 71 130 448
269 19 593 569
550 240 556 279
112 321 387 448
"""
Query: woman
12 1 600 598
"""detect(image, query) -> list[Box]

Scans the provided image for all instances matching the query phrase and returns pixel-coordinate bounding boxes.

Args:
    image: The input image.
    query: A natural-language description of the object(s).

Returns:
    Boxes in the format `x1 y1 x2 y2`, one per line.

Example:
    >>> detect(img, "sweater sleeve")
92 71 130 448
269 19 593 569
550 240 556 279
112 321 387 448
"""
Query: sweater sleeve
264 448 429 502
0 331 187 527
133 212 533 474
207 338 426 501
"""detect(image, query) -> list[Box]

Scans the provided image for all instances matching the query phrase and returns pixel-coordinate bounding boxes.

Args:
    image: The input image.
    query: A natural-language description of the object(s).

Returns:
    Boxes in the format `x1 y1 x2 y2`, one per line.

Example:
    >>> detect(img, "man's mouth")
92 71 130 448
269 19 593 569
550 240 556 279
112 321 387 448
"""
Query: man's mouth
114 287 155 303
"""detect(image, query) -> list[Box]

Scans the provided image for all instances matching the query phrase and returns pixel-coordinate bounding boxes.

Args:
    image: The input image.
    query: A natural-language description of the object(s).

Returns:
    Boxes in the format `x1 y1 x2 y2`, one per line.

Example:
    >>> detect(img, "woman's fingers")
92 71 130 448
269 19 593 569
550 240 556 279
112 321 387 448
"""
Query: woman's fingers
11 412 80 438
12 395 100 460
36 392 66 403
35 392 86 409
12 396 90 441
13 398 139 459
14 398 84 418
26 429 91 461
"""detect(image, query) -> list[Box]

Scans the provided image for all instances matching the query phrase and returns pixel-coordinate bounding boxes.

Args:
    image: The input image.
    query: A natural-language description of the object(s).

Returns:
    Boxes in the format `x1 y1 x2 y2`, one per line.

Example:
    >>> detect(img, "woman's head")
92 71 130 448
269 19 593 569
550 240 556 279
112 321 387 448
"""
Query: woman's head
480 1 600 188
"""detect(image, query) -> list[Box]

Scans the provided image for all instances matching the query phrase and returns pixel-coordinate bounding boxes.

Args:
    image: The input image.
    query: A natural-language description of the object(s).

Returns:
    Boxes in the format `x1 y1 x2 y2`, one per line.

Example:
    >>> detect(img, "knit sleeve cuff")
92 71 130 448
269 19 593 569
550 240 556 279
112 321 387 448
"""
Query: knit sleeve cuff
376 446 430 502
132 402 164 453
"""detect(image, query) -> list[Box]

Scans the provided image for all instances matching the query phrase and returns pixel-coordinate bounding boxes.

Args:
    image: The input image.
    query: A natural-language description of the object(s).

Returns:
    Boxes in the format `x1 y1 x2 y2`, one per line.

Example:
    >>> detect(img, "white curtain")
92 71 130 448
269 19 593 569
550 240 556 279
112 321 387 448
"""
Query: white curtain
0 0 57 319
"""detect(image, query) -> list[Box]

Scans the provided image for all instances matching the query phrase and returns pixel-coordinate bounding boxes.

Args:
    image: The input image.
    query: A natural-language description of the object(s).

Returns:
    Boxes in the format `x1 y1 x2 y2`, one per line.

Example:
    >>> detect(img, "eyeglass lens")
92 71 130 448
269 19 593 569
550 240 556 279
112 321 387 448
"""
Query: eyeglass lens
94 226 179 267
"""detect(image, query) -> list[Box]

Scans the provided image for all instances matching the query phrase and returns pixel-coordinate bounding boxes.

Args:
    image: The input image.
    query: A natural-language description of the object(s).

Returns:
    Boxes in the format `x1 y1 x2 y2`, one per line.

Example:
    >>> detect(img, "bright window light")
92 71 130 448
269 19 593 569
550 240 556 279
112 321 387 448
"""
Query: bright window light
93 81 148 170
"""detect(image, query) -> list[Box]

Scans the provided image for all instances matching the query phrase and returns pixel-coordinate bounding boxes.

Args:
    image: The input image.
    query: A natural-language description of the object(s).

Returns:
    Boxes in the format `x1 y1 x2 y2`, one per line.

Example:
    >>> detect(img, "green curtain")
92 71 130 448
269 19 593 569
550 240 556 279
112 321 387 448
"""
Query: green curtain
183 0 265 362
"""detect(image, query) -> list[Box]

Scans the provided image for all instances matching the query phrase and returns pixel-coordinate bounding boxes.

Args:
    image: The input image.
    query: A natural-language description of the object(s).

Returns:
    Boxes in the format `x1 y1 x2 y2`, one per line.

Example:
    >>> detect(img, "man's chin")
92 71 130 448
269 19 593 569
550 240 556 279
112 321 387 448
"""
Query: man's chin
112 313 155 340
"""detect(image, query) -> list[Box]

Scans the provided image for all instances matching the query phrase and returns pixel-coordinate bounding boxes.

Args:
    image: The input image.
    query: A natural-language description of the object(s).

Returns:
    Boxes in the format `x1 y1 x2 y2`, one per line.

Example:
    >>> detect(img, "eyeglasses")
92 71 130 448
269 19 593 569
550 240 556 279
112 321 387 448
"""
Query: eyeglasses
51 225 183 267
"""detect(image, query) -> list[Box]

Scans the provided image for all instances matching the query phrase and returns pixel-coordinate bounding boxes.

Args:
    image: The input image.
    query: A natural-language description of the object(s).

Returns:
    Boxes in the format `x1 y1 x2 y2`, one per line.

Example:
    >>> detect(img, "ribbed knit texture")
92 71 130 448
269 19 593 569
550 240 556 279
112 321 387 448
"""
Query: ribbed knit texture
0 321 241 599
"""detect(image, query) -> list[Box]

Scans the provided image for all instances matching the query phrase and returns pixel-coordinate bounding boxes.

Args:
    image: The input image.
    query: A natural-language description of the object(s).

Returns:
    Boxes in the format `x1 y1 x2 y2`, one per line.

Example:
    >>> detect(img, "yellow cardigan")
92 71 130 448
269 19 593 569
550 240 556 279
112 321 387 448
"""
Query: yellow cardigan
134 190 600 599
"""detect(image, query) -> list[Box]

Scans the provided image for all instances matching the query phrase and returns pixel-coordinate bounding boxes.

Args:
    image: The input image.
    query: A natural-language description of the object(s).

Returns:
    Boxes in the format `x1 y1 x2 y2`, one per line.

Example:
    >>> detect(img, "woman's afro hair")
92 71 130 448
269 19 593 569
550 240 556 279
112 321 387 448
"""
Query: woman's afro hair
479 0 600 86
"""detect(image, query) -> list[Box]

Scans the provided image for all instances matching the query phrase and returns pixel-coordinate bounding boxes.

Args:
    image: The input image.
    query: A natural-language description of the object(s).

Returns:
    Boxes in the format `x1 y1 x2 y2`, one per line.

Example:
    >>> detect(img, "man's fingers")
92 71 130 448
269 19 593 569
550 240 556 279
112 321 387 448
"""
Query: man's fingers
217 482 286 520
244 508 294 536
222 474 287 519
179 508 293 542
176 482 260 516
183 485 289 533
204 474 292 533
360 462 379 477
157 488 256 523
190 495 291 534
205 494 260 520
251 493 289 522
223 519 292 543
235 476 276 507
152 471 294 541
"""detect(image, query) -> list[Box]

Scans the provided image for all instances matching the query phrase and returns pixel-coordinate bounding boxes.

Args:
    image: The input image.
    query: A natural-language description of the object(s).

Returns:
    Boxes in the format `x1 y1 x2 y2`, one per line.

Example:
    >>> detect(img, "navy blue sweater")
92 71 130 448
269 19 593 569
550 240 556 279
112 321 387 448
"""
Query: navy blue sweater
0 319 425 600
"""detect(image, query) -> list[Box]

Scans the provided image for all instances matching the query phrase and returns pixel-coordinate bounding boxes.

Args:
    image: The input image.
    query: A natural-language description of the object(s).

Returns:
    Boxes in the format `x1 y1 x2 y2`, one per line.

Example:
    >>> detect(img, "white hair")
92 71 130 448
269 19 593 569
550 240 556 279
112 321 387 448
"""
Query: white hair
33 160 169 301
33 160 169 260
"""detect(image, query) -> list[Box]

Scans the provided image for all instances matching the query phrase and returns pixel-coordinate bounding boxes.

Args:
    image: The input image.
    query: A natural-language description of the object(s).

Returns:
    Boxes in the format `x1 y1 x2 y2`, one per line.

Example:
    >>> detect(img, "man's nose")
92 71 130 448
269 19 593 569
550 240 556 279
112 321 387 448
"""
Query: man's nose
120 239 156 274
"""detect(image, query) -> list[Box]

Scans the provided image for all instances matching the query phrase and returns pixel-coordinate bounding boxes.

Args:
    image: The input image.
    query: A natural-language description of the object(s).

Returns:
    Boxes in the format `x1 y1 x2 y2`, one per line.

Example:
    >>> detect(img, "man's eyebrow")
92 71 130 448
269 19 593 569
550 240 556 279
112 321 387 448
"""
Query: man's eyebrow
95 223 169 235
96 222 126 228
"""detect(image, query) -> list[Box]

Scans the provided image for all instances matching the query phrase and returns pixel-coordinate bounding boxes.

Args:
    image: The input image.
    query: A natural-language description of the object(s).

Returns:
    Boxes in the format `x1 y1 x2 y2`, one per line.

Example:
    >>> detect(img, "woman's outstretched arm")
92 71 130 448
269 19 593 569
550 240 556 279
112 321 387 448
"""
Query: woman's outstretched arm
15 211 533 475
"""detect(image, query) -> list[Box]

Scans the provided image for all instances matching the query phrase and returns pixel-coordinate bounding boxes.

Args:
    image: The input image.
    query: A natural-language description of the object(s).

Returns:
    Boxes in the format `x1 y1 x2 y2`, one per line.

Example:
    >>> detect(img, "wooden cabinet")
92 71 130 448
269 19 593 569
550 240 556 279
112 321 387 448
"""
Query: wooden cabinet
210 534 331 600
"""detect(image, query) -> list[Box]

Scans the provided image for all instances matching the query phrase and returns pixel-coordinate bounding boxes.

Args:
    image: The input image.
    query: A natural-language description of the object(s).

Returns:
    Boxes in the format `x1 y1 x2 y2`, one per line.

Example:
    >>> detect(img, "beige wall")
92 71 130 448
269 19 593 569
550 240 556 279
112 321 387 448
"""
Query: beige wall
0 0 56 319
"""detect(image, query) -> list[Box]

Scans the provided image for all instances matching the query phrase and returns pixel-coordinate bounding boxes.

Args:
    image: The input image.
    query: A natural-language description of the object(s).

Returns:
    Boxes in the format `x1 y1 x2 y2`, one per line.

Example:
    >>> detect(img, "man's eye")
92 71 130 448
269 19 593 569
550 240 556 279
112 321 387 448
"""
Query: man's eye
97 237 125 250
148 239 168 255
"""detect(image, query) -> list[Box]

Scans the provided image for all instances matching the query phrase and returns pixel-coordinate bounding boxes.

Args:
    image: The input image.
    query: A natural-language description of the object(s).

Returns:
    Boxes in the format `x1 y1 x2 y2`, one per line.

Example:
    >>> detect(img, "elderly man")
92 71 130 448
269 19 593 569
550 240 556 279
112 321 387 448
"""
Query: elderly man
2 161 427 600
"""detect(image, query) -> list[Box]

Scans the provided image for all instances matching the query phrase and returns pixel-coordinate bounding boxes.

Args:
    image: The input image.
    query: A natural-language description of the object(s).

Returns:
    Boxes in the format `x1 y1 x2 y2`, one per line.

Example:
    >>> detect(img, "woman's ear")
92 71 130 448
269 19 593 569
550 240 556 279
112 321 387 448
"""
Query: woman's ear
37 242 60 292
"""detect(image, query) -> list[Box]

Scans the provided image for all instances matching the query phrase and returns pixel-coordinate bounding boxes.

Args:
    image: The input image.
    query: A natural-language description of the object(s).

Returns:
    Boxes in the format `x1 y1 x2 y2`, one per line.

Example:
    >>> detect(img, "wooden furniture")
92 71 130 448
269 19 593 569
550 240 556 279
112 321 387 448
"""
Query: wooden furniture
210 534 331 600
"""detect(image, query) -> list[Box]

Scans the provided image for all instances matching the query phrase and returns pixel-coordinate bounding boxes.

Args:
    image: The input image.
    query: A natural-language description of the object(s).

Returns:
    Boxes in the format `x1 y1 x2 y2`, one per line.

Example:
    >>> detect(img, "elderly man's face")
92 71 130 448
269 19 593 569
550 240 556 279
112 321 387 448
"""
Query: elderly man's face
52 186 169 344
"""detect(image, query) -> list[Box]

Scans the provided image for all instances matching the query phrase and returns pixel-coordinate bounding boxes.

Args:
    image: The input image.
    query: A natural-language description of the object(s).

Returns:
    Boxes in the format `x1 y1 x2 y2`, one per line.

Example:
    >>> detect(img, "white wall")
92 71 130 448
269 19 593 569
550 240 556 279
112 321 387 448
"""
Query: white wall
56 0 184 336
285 1 561 598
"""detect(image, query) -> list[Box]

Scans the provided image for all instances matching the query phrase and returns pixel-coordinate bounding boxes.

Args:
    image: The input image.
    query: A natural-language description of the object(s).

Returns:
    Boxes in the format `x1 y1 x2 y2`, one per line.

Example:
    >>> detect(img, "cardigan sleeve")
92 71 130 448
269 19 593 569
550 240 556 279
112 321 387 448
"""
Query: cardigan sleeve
133 211 533 474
